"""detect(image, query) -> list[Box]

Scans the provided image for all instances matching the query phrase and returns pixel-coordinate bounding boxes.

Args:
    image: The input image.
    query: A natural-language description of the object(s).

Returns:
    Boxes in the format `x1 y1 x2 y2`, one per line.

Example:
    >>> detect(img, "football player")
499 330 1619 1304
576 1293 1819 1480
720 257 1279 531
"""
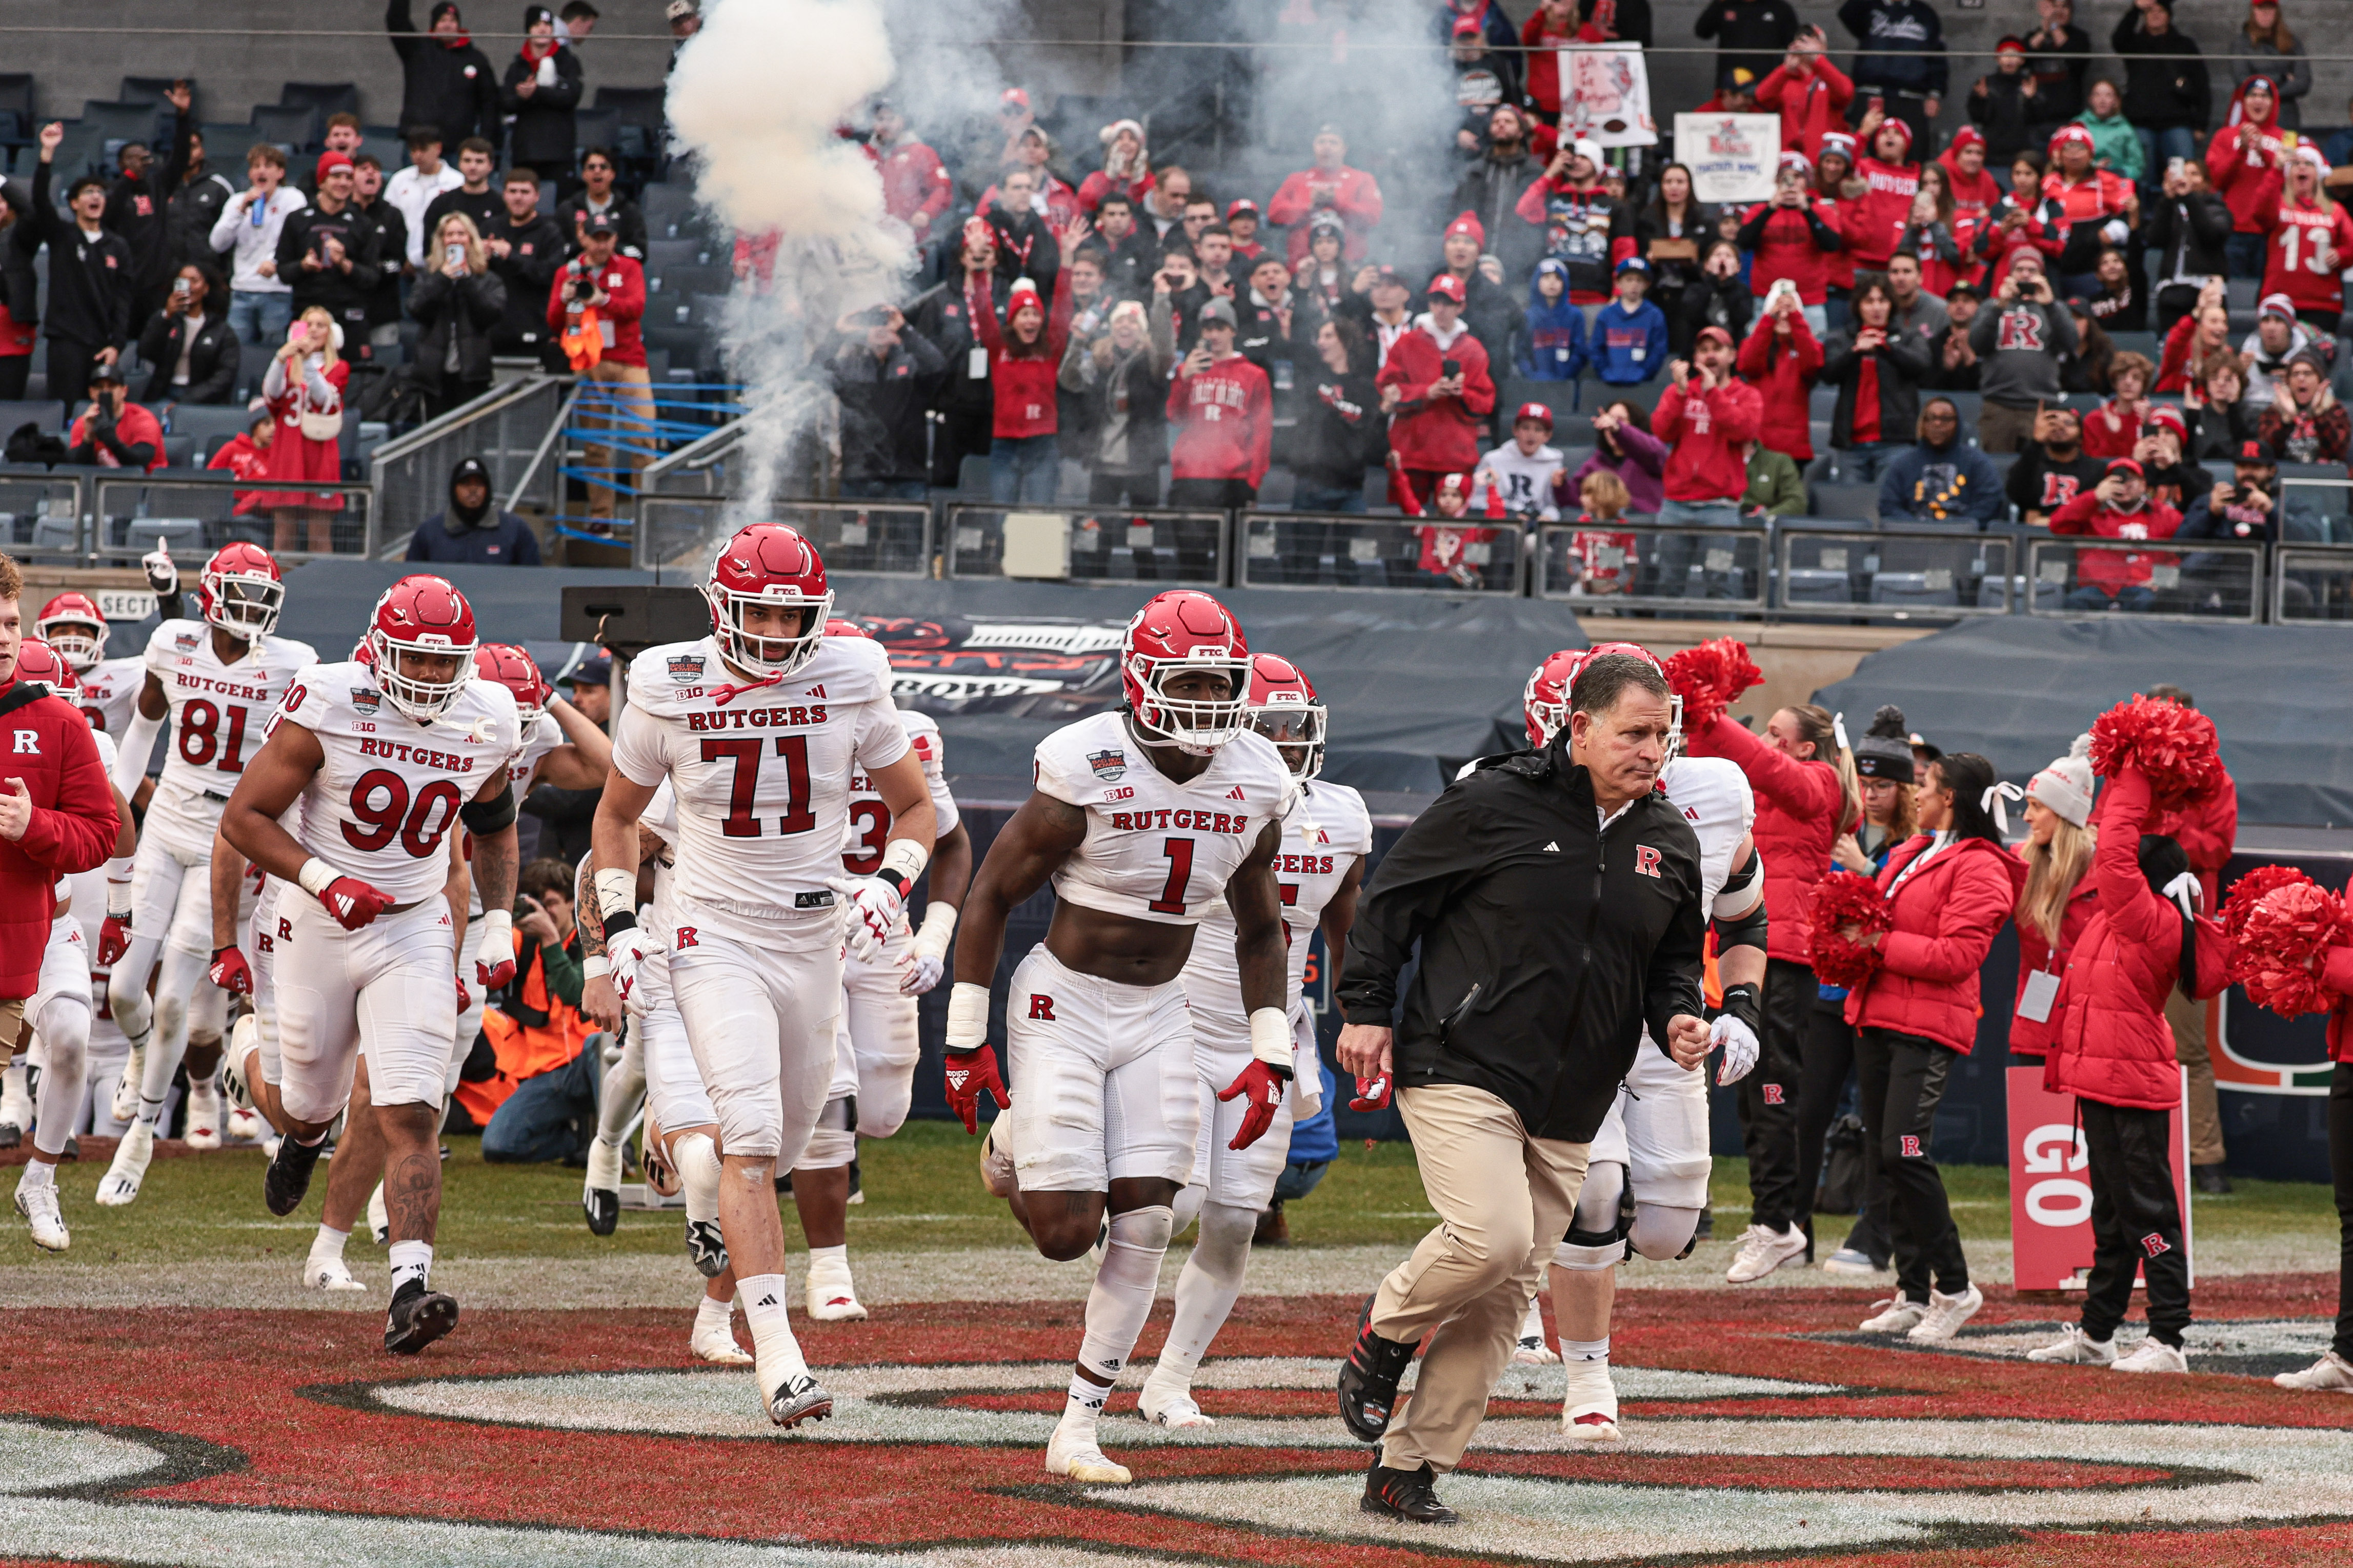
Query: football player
32 542 184 745
782 619 973 1323
1140 653 1369 1430
580 524 936 1429
9 638 138 1252
220 575 523 1353
98 544 316 1203
1504 646 1765 1447
946 589 1293 1486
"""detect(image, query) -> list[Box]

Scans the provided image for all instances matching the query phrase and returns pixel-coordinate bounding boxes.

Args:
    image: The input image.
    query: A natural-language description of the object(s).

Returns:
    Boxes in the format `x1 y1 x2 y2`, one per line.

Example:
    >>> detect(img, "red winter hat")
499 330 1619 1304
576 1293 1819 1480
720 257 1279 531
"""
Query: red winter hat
961 214 995 251
316 150 354 180
1426 272 1467 304
1817 130 1857 164
1948 125 1985 153
2048 124 2095 156
1443 210 1485 247
1870 116 1912 155
2146 403 2187 437
1694 324 1735 350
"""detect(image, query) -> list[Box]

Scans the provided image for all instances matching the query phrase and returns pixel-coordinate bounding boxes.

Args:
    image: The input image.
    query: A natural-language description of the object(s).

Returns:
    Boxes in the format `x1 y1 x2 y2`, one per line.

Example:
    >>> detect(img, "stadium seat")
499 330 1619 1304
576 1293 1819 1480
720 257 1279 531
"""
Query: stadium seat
164 403 257 444
1808 384 1838 420
646 237 711 272
42 122 110 180
1808 481 1879 521
655 263 731 300
199 121 255 161
278 82 361 123
248 103 318 153
0 400 63 434
573 107 620 155
594 85 667 133
2108 331 2159 362
123 517 204 555
955 454 991 497
78 100 159 149
1868 571 1960 608
2226 277 2259 312
1938 390 1983 426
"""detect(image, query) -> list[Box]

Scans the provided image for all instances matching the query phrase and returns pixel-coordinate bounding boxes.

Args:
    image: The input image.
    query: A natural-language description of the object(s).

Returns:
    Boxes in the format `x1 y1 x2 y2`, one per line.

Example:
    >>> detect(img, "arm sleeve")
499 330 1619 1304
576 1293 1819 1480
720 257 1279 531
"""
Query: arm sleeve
1877 853 2018 983
16 713 120 875
1335 787 1485 1026
2046 492 2099 535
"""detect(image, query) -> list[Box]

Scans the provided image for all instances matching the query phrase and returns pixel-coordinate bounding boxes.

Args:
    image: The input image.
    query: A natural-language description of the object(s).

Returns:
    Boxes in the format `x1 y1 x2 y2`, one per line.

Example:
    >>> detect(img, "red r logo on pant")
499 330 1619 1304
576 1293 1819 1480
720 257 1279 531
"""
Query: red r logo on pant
2141 1232 2171 1257
1761 1083 1785 1105
674 926 699 949
1028 995 1056 1021
1899 1134 1923 1158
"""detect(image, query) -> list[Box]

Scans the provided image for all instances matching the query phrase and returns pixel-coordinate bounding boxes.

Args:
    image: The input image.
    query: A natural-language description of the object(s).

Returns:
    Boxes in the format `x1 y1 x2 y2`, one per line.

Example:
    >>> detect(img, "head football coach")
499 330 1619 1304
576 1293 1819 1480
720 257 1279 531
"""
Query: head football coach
1332 652 1707 1524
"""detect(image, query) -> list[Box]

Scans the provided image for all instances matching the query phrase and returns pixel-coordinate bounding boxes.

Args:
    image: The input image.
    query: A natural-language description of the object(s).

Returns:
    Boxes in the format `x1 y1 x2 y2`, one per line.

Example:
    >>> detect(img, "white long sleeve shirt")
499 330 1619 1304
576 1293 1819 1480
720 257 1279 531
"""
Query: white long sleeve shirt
385 164 465 267
207 185 308 294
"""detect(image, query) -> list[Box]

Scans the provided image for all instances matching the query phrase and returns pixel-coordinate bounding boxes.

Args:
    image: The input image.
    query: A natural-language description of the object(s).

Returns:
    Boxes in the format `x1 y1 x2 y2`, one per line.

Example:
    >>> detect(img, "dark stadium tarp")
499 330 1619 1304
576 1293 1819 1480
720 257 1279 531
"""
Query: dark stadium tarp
278 561 1591 797
1813 617 2353 829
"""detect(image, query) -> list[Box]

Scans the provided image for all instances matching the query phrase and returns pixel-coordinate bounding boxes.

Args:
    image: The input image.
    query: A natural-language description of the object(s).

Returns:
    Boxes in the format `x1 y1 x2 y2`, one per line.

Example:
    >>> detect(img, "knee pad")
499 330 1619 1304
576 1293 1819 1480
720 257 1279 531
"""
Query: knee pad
795 1094 856 1171
1573 1160 1627 1238
1554 1238 1621 1272
1170 1183 1206 1239
152 987 189 1044
854 1075 913 1141
715 1086 783 1162
674 1131 721 1221
1106 1203 1174 1259
1627 1204 1704 1262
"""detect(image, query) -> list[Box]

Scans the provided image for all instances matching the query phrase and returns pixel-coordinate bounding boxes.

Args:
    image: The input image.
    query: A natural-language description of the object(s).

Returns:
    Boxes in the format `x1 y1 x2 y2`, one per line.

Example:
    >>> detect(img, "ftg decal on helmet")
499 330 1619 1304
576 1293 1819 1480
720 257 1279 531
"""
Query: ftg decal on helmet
706 523 833 679
1245 652 1325 781
367 575 480 723
34 592 107 675
1120 590 1252 755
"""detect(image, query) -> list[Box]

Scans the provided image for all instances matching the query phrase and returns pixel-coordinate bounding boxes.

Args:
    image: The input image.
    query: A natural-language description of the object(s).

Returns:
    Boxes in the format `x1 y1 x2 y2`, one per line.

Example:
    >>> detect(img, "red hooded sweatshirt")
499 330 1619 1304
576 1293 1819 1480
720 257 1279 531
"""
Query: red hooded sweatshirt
0 675 119 996
2047 488 2183 595
969 269 1075 439
1165 351 1273 486
2208 78 2289 235
1755 56 1855 159
1377 320 1497 472
1848 128 1920 274
1937 131 2003 275
1736 310 1825 463
1652 371 1761 503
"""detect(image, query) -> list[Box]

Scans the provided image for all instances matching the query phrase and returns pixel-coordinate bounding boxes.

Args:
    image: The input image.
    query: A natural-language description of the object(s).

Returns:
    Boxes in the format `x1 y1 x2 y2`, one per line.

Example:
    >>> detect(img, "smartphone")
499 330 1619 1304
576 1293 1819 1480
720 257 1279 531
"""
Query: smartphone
445 242 464 269
172 277 191 296
1441 357 1462 379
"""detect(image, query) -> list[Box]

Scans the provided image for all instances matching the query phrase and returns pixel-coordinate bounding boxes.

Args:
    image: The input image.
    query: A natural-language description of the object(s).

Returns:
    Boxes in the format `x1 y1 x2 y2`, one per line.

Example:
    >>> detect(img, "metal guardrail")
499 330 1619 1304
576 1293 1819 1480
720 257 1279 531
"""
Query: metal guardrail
1244 512 1526 593
1534 520 1768 610
93 475 378 563
2274 542 2353 624
367 376 571 557
0 471 89 563
1777 525 2014 619
944 504 1227 585
2024 536 2265 624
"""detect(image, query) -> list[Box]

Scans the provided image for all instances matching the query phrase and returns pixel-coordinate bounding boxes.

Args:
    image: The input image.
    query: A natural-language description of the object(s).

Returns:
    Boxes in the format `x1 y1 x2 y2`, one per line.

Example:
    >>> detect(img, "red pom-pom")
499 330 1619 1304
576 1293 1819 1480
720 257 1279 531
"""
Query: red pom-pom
2222 863 2314 942
2087 694 2223 809
1663 637 1763 734
2230 880 2349 1019
1809 870 1892 989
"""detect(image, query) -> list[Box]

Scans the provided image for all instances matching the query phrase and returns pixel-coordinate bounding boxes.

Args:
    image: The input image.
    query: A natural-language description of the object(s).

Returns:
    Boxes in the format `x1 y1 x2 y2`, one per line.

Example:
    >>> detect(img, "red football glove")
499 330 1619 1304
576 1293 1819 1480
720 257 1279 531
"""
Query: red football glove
208 944 253 995
456 974 471 1011
1218 1059 1289 1151
320 875 394 931
98 915 131 967
942 1046 1010 1135
1349 1071 1393 1112
475 952 517 990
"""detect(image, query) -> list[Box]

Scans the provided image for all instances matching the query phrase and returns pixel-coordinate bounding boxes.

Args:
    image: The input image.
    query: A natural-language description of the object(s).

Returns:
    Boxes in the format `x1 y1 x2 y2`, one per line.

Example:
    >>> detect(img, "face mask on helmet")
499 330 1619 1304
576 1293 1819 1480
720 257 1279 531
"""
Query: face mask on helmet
371 633 476 722
1129 659 1252 755
203 570 284 638
35 604 105 675
1251 697 1326 780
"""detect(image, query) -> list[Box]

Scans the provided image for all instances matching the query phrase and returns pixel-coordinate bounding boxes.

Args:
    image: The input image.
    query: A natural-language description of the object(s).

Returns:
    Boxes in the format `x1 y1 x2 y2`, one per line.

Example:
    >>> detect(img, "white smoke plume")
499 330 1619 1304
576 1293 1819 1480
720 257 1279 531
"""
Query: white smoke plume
666 0 911 527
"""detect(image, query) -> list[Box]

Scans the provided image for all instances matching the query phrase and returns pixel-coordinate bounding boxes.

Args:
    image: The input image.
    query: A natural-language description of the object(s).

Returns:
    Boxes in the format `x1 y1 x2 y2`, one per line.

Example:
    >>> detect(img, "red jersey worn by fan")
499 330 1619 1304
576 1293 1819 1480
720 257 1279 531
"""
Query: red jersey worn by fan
1736 311 1824 463
2047 490 2183 596
2252 177 2353 318
1166 354 1273 487
1653 374 1762 503
207 432 271 515
1755 57 1855 158
1847 134 1920 273
1266 165 1384 264
968 271 1075 439
1377 322 1497 474
1740 199 1843 306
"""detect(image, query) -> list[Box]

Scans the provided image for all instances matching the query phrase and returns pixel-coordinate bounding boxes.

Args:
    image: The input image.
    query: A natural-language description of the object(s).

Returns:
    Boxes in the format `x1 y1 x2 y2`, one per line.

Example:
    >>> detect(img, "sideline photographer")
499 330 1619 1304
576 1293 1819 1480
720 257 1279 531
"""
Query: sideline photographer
1970 250 2076 453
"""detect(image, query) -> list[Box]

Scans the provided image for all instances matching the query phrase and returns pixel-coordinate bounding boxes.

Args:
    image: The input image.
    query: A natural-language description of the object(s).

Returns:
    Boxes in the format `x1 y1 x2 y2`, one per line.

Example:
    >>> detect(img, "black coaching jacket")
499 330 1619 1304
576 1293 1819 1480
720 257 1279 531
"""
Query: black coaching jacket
1338 732 1706 1144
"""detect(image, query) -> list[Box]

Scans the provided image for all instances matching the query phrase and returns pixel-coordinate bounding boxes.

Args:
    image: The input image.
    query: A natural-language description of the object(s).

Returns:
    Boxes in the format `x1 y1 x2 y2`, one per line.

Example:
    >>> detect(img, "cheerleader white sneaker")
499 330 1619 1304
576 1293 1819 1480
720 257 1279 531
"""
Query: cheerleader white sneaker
2276 1351 2353 1392
2112 1338 2188 1374
1905 1285 1984 1343
2026 1323 2116 1364
1859 1296 1927 1334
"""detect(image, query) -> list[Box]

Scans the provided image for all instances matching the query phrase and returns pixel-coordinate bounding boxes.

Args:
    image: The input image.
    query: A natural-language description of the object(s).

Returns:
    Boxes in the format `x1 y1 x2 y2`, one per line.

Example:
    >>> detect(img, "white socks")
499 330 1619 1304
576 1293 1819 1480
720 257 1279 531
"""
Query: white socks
30 1001 89 1159
695 1293 736 1336
312 1224 349 1264
1061 1370 1110 1438
739 1273 811 1396
674 1132 721 1225
1151 1202 1256 1394
389 1239 432 1294
1075 1205 1174 1386
1561 1335 1610 1364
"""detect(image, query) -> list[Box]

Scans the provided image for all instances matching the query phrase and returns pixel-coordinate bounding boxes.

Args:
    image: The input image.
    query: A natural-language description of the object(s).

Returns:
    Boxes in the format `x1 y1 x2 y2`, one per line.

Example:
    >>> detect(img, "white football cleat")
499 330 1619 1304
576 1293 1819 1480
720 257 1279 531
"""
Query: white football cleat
2112 1338 2188 1374
2025 1323 2116 1365
805 1269 869 1322
1859 1296 1928 1334
1559 1358 1622 1447
1045 1421 1133 1484
225 1106 268 1145
304 1253 366 1291
1511 1297 1560 1364
2277 1351 2353 1392
1905 1285 1984 1343
95 1122 154 1207
978 1119 1016 1198
14 1178 69 1252
110 1051 145 1126
367 1182 390 1247
182 1081 224 1150
1725 1223 1808 1284
692 1315 755 1365
1138 1375 1216 1429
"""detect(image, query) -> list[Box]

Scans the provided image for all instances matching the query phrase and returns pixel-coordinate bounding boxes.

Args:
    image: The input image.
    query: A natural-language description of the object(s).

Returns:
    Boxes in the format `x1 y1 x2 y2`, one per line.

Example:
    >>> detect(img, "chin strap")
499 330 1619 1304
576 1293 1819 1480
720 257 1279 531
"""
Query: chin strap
710 668 783 706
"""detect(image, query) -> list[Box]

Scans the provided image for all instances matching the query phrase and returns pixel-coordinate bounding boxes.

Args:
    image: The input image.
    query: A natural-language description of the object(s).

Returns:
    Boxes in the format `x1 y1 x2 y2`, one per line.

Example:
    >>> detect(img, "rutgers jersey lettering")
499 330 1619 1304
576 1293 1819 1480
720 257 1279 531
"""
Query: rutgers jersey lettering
2039 472 2084 508
1994 307 2049 352
1031 709 1291 926
271 661 520 904
143 618 317 820
1180 777 1373 1022
841 709 960 877
72 656 144 738
611 633 908 943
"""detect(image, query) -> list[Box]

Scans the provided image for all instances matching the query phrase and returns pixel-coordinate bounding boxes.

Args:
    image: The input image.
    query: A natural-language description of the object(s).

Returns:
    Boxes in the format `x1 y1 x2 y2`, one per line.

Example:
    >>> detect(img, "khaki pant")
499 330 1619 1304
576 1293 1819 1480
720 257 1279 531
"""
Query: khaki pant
2167 986 2225 1167
1 996 23 1055
1374 1083 1588 1474
583 360 657 520
1978 402 2041 455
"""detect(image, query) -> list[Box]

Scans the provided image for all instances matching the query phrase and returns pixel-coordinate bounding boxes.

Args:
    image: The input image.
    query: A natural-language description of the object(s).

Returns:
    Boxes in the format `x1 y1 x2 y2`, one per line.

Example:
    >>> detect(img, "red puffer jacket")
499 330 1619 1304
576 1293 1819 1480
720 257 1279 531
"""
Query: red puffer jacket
2043 769 2229 1109
0 678 119 996
2008 873 2099 1058
1685 711 1845 966
1845 832 2026 1053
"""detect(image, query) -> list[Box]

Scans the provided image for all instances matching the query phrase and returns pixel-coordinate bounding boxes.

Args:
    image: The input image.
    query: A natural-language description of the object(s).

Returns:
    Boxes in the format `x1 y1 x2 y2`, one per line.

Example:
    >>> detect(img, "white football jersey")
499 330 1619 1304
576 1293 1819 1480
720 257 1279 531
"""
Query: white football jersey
610 634 909 944
1180 777 1373 1020
1031 710 1292 927
467 708 568 919
142 619 318 824
68 655 145 741
842 708 960 875
271 663 522 905
1659 755 1755 908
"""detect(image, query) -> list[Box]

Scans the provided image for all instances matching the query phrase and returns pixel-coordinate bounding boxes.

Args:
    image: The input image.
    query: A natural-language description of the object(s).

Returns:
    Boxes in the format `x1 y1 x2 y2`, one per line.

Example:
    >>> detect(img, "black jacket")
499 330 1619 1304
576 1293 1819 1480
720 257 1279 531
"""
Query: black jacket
1694 0 1802 80
2113 9 2209 133
2144 189 2231 288
910 280 992 418
1966 71 2039 161
276 199 386 327
1674 273 1753 358
1292 365 1381 490
1838 0 1947 96
2004 442 2105 520
1451 150 1543 279
2 185 39 331
354 196 409 329
422 186 505 247
388 0 502 144
501 48 585 174
554 192 648 261
1338 736 1706 1143
103 110 194 293
829 329 947 483
136 308 238 404
406 267 509 390
2023 24 2093 125
484 212 567 345
29 161 135 350
169 167 238 274
1822 326 1930 449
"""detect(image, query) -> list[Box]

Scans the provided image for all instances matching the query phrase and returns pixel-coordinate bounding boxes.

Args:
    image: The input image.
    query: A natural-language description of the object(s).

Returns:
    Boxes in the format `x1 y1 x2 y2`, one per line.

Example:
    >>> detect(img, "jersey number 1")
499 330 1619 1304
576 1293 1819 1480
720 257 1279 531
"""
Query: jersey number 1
1149 837 1196 915
702 735 815 838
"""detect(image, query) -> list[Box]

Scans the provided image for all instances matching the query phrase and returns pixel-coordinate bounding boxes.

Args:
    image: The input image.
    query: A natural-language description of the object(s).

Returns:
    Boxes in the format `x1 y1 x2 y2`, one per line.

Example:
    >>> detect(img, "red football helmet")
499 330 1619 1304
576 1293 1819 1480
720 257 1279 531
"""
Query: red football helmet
705 523 831 678
367 575 480 722
34 592 107 675
1121 590 1252 754
1246 653 1325 781
1523 641 1678 751
474 643 551 726
823 618 872 638
350 636 375 666
196 543 285 639
12 636 70 687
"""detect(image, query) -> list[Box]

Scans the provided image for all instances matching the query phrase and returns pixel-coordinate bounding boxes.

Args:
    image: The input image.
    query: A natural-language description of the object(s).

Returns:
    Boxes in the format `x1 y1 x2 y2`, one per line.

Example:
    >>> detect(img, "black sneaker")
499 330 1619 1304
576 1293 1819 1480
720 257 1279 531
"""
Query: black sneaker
264 1134 328 1216
1695 1205 1714 1240
1337 1295 1418 1443
583 1186 618 1237
686 1217 729 1278
1362 1459 1459 1525
2193 1163 2232 1195
766 1373 833 1429
384 1278 460 1355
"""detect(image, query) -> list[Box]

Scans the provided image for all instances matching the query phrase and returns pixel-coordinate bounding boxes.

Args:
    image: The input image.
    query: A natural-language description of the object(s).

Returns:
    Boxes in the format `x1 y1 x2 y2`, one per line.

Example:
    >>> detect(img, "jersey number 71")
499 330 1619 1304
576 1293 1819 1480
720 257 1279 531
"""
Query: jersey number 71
701 736 815 838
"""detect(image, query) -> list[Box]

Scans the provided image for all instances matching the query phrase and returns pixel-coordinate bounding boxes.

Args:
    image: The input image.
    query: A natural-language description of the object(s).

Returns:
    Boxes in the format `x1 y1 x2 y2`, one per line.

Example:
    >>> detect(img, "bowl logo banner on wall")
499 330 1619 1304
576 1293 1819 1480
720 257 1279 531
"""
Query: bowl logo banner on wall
846 615 1129 717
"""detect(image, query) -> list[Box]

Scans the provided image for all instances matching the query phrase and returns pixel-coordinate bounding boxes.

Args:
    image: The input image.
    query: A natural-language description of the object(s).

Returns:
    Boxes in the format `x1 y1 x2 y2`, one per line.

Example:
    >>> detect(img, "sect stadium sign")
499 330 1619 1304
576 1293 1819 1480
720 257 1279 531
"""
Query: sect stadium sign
842 614 1129 717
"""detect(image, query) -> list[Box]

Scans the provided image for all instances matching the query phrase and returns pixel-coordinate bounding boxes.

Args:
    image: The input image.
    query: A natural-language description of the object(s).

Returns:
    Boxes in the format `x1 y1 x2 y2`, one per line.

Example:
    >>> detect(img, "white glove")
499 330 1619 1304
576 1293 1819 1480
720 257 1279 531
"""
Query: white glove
608 925 652 1004
2100 218 2129 245
900 949 944 995
1712 1013 1760 1086
828 875 904 963
900 900 957 996
142 542 178 600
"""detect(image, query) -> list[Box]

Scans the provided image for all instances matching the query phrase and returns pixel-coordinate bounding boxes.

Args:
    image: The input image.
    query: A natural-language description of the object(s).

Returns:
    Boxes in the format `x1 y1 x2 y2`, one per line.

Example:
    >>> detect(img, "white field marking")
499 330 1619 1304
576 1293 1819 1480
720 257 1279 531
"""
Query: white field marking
0 1419 923 1568
368 1359 1849 1451
1094 1417 2353 1561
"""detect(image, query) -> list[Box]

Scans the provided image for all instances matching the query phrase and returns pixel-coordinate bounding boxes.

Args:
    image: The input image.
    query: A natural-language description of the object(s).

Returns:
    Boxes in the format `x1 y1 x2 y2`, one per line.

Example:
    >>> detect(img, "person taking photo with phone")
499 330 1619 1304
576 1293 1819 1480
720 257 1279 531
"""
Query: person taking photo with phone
1970 250 2076 452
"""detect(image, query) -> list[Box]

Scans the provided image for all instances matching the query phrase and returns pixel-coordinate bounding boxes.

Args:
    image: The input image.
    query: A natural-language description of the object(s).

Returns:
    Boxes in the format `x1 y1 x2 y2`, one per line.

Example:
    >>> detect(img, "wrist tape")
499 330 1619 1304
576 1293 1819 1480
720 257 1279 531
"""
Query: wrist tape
1249 1007 1295 1076
296 857 341 897
911 900 958 961
946 981 990 1050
